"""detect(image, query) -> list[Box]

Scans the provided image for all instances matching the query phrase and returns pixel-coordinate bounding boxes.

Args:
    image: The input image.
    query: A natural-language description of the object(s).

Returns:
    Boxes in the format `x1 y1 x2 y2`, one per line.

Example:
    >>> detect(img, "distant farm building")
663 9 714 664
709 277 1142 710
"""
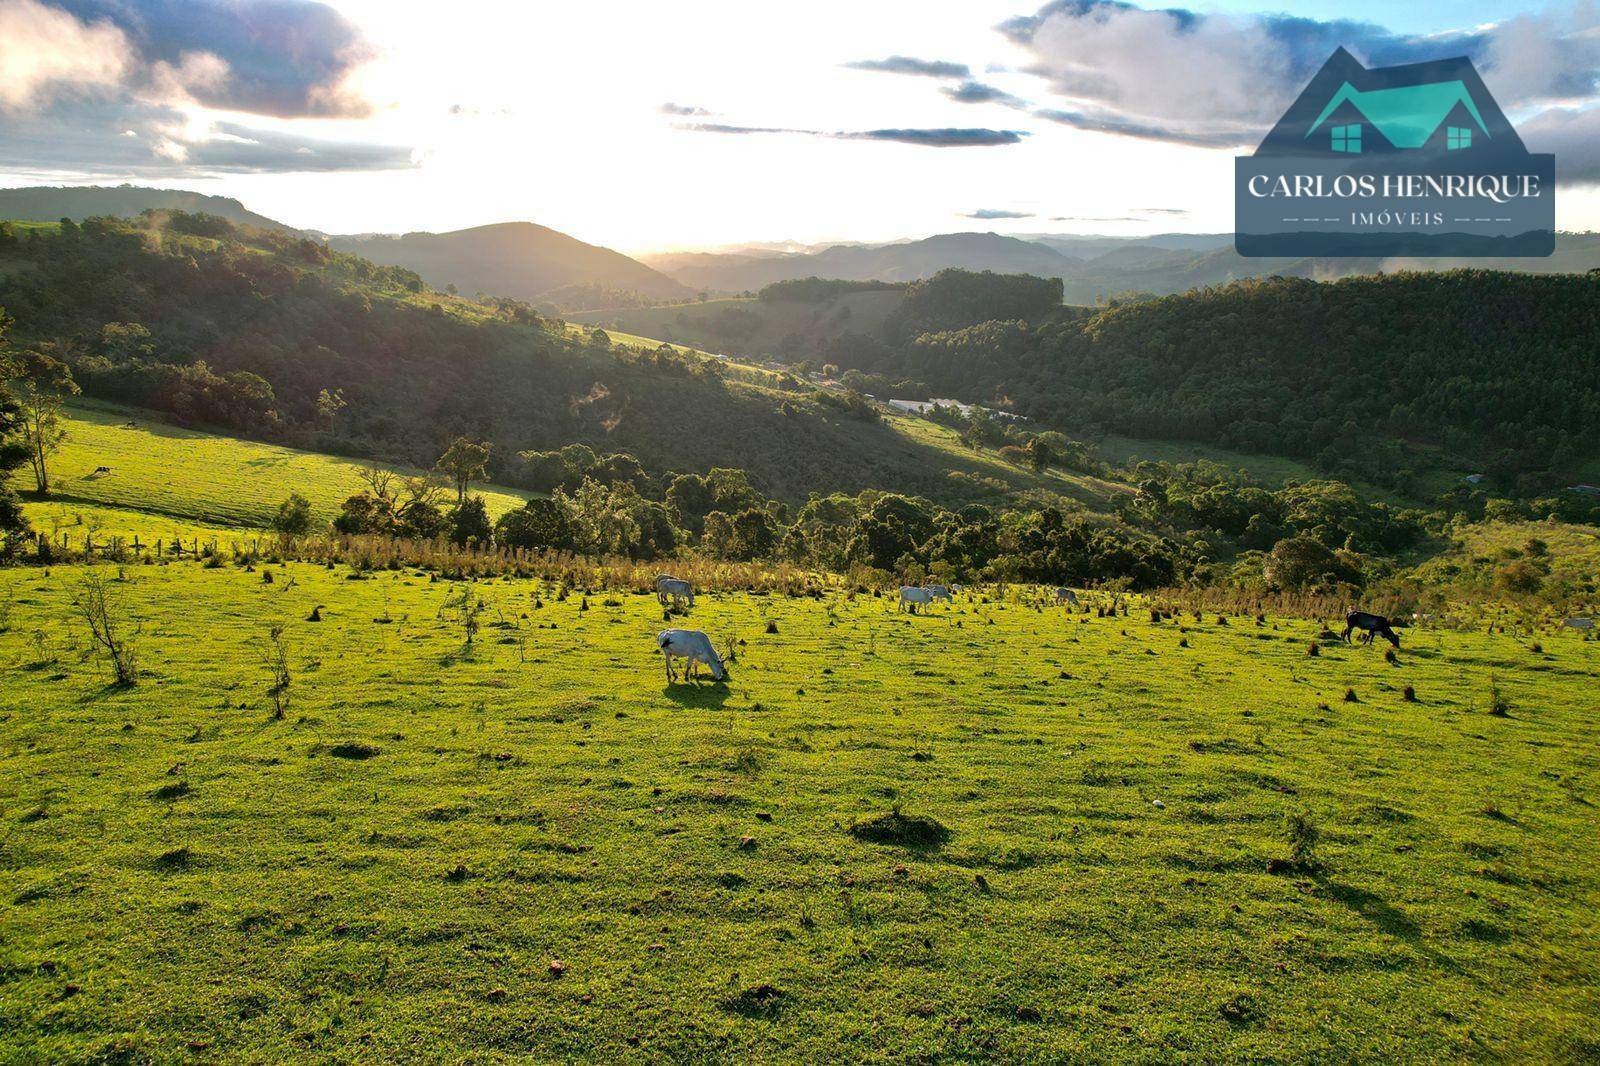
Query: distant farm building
887 398 1025 422
888 398 972 416
1569 484 1600 497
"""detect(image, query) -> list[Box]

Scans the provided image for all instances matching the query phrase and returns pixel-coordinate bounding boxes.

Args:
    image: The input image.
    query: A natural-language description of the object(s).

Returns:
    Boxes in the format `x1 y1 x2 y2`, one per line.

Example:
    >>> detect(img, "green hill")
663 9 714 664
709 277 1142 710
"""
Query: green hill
328 222 690 304
0 185 295 233
569 289 905 358
0 213 1114 515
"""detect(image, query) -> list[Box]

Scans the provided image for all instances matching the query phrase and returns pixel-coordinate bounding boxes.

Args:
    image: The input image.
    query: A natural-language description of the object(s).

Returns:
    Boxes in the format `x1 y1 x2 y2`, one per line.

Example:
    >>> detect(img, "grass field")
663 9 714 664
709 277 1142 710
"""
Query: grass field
40 402 533 530
2 563 1596 1060
567 291 904 361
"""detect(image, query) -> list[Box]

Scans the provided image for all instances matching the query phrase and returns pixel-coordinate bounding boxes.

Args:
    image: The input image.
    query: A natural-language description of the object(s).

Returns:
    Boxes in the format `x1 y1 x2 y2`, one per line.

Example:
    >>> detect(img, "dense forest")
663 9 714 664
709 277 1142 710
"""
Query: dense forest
856 272 1600 491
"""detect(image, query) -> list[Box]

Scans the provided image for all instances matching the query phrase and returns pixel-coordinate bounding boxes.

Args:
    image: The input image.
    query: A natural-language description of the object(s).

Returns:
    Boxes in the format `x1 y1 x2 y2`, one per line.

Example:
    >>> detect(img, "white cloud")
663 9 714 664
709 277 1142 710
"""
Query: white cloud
1025 5 1290 132
0 0 129 108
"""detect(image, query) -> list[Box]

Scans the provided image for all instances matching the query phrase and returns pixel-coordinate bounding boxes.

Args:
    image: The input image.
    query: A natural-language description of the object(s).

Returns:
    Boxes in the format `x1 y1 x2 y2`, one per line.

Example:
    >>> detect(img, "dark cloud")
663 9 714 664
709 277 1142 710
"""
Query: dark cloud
993 0 1598 150
965 208 1034 219
849 127 1024 146
942 81 1026 107
845 56 970 79
659 102 711 116
184 122 415 172
677 123 1025 147
55 0 378 117
1035 108 1252 148
0 98 414 176
1518 106 1600 185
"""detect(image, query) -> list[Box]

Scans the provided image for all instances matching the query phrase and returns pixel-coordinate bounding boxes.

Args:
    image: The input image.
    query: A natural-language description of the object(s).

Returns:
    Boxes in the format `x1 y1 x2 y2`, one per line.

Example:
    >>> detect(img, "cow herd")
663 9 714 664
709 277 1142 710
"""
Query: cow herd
648 574 1597 686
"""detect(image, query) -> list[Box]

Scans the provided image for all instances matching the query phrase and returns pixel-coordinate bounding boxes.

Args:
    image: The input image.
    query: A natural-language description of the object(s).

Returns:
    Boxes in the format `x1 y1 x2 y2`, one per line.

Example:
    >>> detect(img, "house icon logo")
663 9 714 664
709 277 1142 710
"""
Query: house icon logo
1236 48 1553 257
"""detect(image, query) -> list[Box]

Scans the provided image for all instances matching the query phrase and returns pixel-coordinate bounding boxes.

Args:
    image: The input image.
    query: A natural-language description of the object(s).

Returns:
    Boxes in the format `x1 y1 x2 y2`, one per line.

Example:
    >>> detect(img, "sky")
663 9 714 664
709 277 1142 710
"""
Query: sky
1 0 1598 251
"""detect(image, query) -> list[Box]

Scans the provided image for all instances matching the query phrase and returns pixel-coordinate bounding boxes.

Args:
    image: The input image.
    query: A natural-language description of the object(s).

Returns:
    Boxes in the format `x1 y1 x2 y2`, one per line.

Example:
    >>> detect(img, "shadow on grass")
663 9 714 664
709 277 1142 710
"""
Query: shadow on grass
1319 878 1421 941
662 682 730 709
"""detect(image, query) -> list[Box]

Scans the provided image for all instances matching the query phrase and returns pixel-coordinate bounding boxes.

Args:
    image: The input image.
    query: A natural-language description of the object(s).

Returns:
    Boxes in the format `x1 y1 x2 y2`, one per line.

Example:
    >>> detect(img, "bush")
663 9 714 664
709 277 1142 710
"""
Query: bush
271 493 314 537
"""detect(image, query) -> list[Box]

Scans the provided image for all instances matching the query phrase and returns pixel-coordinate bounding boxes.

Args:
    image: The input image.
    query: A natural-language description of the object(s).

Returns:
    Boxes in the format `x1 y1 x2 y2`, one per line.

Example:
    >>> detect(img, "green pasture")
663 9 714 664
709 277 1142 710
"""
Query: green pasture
2 564 1596 1060
40 402 532 531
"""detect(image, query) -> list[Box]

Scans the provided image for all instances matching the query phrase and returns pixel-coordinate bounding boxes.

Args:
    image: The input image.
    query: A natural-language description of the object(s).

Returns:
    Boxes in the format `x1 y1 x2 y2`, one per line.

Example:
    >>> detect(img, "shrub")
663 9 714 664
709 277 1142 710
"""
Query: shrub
271 493 314 537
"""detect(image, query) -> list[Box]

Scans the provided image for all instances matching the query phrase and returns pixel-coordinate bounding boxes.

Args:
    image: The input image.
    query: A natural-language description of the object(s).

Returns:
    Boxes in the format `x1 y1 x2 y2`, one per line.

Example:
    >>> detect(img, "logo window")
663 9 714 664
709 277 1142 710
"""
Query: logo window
1331 123 1362 153
1447 126 1472 150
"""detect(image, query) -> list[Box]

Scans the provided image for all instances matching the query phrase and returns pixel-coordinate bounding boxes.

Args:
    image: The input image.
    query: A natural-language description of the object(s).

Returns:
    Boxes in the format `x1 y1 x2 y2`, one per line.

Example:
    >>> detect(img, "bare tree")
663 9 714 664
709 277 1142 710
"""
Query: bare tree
263 624 292 719
398 473 447 510
74 570 139 685
359 463 397 502
438 584 486 649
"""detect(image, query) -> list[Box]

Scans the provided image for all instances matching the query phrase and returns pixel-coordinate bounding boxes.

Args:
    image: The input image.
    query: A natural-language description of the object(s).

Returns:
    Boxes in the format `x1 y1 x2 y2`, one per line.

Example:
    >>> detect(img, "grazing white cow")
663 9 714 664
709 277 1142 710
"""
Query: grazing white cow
1054 587 1078 606
1561 617 1596 632
657 629 727 682
656 574 694 610
898 586 934 613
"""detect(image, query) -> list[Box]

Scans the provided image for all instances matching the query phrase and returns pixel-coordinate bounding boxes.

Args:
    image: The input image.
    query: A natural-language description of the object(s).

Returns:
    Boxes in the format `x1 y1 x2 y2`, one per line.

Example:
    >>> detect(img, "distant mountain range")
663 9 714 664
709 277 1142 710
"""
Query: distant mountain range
0 185 687 307
642 230 1600 303
6 184 1597 312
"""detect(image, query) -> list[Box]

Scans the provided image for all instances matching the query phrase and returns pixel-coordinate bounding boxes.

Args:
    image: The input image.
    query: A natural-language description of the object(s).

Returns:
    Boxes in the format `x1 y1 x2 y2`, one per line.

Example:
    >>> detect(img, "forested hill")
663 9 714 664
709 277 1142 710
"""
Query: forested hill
0 214 1073 509
0 185 295 233
328 222 690 304
870 271 1600 490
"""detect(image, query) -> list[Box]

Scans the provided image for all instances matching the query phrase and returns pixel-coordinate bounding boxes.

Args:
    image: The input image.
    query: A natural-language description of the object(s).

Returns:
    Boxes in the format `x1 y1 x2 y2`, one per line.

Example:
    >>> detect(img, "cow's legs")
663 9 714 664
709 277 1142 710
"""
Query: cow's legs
664 652 676 683
1341 623 1354 644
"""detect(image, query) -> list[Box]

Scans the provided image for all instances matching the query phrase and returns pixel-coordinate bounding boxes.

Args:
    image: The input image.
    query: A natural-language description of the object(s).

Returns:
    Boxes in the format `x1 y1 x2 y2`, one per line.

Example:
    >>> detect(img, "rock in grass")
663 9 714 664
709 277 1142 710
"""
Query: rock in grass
328 742 379 759
847 808 950 847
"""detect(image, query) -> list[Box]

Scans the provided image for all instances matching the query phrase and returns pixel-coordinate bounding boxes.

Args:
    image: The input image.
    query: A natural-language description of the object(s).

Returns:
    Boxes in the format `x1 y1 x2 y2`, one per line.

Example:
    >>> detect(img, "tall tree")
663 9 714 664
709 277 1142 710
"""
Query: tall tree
8 345 80 494
436 437 491 505
0 312 33 538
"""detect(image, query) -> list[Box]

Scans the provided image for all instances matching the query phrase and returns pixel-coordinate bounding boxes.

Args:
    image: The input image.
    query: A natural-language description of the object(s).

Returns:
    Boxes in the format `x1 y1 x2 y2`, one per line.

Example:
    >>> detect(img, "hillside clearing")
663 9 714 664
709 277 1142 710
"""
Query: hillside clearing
39 402 533 530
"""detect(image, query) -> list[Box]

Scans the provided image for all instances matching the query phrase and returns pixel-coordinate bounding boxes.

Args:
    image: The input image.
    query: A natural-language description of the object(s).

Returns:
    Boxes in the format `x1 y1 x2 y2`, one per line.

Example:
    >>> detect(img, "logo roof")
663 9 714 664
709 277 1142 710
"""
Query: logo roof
1307 80 1489 148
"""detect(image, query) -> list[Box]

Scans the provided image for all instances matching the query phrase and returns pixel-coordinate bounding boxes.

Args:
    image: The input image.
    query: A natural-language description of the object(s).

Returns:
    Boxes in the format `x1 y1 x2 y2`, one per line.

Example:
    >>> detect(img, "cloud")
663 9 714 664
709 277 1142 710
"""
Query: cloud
51 0 378 118
845 55 970 78
1035 107 1257 148
660 102 711 116
852 127 1024 146
965 208 1034 219
0 0 128 108
0 98 416 174
1518 105 1600 184
677 122 1025 147
941 80 1027 107
994 0 1600 149
1134 207 1189 215
0 0 407 174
